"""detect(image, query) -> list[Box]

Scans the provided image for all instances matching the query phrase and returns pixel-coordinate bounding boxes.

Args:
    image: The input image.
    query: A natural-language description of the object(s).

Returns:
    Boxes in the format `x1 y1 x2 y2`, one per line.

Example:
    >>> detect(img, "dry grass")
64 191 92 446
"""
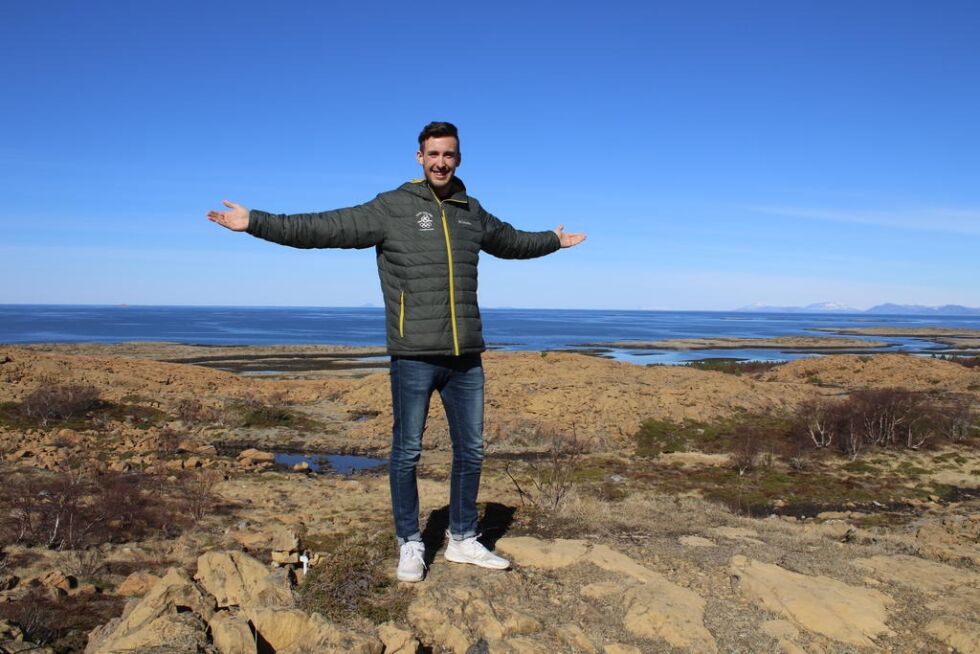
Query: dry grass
298 529 411 627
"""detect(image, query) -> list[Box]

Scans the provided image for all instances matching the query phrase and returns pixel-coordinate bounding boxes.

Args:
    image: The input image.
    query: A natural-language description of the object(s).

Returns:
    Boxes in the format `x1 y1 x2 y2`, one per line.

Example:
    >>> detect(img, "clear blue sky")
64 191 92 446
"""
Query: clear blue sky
2 1 978 310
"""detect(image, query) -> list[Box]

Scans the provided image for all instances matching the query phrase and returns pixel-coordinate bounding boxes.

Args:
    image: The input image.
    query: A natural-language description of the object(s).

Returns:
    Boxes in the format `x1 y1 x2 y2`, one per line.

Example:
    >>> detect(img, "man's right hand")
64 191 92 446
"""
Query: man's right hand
206 200 250 232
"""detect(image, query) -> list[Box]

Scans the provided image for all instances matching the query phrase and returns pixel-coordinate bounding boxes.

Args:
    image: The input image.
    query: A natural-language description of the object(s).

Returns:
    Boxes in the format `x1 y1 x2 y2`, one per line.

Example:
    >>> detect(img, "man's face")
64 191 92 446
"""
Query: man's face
417 136 461 196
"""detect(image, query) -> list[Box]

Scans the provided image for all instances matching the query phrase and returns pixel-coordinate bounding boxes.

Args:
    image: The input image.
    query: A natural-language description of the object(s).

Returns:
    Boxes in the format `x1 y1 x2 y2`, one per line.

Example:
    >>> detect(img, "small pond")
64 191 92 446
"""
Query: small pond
274 452 388 474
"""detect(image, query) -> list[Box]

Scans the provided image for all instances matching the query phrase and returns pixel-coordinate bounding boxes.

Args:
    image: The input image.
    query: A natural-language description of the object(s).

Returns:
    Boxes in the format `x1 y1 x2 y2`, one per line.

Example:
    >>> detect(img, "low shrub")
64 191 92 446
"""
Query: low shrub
173 398 223 425
682 359 784 376
931 354 980 369
179 469 224 520
636 387 976 468
505 430 585 512
20 383 100 426
298 529 409 626
635 419 694 456
0 470 190 550
0 588 123 651
224 396 313 429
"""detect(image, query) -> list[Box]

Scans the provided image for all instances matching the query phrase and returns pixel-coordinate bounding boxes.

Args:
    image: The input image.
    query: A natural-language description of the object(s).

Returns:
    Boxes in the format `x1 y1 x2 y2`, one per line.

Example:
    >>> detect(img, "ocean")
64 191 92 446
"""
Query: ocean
1 305 978 365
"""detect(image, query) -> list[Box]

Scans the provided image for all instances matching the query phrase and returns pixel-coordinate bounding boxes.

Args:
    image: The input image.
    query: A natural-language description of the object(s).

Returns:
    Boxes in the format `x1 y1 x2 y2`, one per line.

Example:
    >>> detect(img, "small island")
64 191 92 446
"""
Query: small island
584 336 892 351
819 327 980 350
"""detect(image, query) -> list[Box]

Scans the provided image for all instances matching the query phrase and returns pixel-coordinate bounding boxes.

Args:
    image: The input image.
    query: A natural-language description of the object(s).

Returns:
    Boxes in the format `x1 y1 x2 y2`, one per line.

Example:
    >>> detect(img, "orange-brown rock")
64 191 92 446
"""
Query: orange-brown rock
116 571 161 597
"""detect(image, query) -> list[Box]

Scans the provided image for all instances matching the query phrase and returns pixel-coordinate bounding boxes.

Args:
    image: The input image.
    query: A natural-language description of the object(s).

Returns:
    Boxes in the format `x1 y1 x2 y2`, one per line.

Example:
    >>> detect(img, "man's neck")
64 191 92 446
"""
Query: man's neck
430 181 454 200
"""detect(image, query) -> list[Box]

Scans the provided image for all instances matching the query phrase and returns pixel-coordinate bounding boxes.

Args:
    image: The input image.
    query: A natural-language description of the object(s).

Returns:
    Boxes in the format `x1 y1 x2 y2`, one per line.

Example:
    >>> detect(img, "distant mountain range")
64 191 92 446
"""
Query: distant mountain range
735 302 980 315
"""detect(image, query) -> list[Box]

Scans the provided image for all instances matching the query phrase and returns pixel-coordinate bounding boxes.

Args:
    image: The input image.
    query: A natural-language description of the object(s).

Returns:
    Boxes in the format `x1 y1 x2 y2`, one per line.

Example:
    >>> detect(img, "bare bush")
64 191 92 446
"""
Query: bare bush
790 388 971 459
154 427 182 456
850 389 927 448
506 430 584 512
174 398 222 425
796 399 839 448
0 588 124 650
63 547 104 579
930 394 976 443
730 424 763 475
0 470 187 550
781 427 813 471
3 470 98 550
20 383 100 426
180 469 224 520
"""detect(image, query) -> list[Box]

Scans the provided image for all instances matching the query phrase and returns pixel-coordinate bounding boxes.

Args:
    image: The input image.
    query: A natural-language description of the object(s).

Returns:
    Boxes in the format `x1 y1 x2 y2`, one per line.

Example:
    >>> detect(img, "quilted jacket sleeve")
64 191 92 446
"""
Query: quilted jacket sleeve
480 208 561 260
246 195 388 249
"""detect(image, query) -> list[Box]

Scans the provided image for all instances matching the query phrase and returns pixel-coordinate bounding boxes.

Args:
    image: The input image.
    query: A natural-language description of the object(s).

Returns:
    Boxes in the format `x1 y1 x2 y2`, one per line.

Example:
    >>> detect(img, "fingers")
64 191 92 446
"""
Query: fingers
554 224 565 233
223 199 238 209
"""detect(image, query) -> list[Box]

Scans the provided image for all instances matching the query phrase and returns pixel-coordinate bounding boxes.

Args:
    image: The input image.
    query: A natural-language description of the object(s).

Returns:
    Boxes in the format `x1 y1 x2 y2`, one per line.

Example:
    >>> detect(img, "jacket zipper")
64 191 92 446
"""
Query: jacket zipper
430 190 461 356
399 290 405 338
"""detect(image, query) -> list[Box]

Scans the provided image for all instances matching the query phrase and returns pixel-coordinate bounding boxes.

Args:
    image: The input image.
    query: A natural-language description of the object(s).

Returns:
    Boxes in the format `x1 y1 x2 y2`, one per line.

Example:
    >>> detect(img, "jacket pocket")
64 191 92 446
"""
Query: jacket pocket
399 290 405 338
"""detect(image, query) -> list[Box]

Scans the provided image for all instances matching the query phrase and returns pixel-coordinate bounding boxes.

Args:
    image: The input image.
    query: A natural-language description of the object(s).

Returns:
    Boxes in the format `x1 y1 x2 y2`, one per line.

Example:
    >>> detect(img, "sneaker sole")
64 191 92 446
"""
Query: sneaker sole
443 551 510 570
396 571 424 582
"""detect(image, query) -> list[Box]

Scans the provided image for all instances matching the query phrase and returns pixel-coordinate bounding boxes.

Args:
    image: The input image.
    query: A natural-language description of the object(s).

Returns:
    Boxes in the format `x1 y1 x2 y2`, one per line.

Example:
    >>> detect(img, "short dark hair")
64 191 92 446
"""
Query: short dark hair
418 121 459 151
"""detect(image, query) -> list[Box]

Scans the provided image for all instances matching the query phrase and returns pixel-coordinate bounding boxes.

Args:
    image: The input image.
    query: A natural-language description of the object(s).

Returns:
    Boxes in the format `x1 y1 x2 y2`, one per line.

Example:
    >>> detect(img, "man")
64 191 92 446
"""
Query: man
207 121 585 582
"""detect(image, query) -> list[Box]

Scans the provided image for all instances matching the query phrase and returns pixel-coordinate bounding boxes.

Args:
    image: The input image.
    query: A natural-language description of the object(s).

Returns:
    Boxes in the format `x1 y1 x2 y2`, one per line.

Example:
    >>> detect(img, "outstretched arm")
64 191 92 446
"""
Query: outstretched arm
206 196 388 249
552 224 587 248
481 207 586 259
207 200 250 231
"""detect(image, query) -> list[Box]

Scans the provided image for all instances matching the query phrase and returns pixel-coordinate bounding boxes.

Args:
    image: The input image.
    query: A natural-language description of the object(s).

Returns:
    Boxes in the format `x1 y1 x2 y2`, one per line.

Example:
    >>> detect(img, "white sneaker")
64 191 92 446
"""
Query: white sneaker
397 541 426 582
444 534 510 570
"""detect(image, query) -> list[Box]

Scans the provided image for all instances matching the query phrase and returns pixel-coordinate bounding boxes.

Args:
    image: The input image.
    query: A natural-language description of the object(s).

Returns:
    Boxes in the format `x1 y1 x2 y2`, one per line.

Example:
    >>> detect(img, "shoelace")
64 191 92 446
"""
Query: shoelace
404 543 427 569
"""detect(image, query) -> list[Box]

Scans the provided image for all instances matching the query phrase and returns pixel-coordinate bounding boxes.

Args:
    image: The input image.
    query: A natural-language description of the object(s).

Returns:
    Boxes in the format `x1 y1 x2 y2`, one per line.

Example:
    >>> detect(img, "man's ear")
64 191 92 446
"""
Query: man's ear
416 150 424 165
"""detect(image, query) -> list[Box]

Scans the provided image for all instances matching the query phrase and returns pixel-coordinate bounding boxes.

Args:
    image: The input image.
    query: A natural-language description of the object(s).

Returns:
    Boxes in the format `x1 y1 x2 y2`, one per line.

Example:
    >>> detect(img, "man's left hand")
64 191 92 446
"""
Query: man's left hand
553 225 587 248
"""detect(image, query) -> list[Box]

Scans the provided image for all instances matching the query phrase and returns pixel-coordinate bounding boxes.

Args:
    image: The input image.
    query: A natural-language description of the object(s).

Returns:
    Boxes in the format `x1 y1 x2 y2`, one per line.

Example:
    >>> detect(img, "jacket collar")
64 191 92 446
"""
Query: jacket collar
402 177 470 204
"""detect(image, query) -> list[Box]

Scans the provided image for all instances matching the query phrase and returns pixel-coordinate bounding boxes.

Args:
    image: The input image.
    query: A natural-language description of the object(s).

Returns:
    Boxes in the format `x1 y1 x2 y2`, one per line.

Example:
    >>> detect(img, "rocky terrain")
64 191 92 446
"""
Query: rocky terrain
0 344 978 653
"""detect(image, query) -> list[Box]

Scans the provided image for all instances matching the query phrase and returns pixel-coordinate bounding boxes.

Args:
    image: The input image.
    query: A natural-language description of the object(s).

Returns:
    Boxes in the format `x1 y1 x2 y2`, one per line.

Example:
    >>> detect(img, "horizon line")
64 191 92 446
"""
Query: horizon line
2 302 979 315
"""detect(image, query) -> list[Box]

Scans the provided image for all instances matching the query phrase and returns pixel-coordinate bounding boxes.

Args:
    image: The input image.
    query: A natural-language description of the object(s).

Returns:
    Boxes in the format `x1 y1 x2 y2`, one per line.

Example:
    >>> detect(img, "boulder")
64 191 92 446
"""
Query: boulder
209 610 257 654
0 618 24 641
246 607 382 654
237 448 275 465
271 550 300 565
377 622 420 654
0 574 19 592
116 571 161 597
38 571 75 592
229 524 298 553
557 623 597 653
194 550 294 609
85 567 214 654
86 612 208 654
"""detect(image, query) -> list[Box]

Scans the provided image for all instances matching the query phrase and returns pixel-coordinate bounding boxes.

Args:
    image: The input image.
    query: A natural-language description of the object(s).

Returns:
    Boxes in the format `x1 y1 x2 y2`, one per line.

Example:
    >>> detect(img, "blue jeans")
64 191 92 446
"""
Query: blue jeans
389 353 485 545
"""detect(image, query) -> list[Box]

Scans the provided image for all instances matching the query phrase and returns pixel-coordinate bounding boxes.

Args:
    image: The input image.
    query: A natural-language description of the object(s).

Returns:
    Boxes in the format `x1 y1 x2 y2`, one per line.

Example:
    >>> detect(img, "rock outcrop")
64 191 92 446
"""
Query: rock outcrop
496 537 717 653
85 568 215 654
194 550 295 609
729 555 895 649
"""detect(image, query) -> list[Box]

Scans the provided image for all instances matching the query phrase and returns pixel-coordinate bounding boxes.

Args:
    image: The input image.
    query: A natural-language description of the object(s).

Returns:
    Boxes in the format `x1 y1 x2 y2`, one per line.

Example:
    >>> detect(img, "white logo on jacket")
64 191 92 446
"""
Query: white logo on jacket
416 211 435 231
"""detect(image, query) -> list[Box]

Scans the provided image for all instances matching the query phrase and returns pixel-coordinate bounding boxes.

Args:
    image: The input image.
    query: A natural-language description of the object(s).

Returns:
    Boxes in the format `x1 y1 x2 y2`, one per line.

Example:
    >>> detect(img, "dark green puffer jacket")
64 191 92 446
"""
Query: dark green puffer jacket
246 178 561 356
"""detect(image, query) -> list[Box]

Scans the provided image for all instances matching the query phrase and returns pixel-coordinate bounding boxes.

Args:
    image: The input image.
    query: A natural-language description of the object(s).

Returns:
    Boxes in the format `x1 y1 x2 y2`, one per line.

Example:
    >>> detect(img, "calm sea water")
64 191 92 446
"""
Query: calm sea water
1 305 978 365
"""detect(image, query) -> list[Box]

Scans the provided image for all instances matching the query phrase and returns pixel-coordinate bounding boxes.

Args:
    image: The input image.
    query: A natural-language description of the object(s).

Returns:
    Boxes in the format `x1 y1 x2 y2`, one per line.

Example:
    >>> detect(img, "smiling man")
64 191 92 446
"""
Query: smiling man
207 121 586 582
